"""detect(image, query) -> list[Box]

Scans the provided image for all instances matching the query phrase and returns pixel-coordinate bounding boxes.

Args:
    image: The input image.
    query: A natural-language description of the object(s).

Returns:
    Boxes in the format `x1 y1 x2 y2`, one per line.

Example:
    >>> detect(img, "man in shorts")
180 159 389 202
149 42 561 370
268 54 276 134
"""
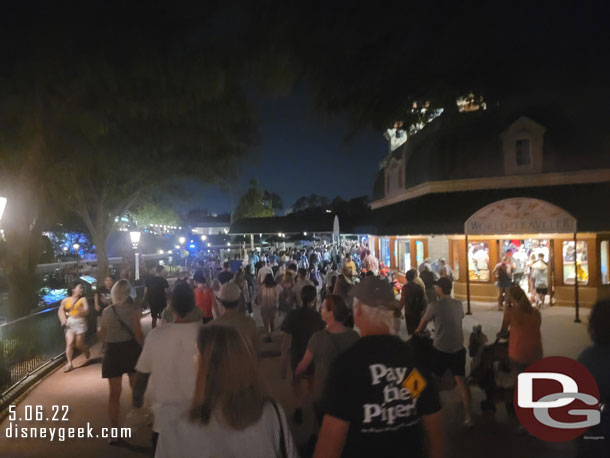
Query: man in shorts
415 276 472 426
144 265 170 329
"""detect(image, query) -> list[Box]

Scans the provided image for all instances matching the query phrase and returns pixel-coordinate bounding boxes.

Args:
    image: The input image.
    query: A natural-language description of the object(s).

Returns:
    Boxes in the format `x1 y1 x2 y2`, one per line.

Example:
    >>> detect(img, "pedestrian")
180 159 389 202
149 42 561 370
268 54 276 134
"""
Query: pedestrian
99 279 143 444
133 282 200 453
57 281 91 372
415 277 473 426
419 264 437 303
278 270 298 318
144 264 170 329
154 325 298 458
343 255 357 277
500 285 543 380
257 260 274 285
193 272 219 324
94 275 114 332
438 258 453 281
257 273 280 342
216 281 258 352
577 298 610 458
314 276 442 458
233 267 251 314
295 267 315 307
493 257 512 310
281 285 325 425
531 253 549 307
401 269 428 335
295 295 359 424
217 261 234 284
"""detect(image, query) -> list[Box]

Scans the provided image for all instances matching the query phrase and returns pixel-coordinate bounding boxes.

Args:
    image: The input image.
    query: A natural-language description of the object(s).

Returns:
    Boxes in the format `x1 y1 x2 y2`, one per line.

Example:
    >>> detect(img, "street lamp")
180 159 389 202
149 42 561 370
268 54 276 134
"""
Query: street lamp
201 235 207 241
179 236 186 245
73 243 80 275
0 196 6 223
130 231 141 281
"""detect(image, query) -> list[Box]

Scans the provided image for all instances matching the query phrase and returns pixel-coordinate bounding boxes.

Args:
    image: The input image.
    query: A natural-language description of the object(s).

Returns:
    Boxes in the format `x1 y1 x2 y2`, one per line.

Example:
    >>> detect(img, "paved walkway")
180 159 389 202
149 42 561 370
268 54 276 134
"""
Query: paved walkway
0 303 592 458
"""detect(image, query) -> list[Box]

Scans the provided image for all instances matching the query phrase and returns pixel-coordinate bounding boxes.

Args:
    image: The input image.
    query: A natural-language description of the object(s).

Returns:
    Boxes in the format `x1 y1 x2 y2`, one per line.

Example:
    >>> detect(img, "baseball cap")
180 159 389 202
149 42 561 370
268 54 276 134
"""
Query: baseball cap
219 282 241 303
352 276 399 311
433 277 453 294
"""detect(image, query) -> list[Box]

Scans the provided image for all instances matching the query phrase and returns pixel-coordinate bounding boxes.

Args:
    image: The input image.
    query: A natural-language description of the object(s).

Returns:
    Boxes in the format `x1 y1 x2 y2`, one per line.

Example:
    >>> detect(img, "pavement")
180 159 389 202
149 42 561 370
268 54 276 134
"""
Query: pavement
0 302 593 458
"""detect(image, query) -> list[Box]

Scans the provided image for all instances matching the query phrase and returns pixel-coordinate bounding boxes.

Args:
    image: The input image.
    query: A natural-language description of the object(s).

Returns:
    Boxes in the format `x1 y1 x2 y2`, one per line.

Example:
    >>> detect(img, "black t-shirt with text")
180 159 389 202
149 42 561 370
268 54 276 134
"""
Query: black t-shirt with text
323 335 441 458
145 276 169 308
281 307 325 371
95 286 111 316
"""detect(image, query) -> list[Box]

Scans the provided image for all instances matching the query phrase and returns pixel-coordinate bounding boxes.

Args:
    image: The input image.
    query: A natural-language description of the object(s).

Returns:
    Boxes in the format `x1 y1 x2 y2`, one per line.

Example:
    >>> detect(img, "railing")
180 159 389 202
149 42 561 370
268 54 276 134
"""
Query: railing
0 286 147 398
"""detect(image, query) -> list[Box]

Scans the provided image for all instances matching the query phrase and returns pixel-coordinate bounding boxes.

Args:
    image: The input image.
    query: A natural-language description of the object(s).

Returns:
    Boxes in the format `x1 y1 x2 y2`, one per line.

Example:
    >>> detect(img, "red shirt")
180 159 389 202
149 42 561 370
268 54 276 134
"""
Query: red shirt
194 286 214 318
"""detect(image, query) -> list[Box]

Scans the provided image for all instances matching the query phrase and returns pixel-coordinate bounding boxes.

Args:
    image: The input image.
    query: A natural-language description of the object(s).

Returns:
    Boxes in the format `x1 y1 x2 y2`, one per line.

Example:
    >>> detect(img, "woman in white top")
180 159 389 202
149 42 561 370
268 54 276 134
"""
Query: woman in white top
155 325 297 458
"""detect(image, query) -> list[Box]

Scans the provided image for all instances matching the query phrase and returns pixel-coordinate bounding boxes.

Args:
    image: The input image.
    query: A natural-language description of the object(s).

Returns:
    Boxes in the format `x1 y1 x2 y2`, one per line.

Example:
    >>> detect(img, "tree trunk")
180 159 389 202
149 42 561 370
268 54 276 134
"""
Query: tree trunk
2 180 43 318
91 222 110 280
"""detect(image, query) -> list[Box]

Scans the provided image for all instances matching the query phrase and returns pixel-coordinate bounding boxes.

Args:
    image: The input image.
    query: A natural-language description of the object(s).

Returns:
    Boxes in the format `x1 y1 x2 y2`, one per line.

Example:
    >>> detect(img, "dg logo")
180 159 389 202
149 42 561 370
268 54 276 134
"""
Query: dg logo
514 356 601 441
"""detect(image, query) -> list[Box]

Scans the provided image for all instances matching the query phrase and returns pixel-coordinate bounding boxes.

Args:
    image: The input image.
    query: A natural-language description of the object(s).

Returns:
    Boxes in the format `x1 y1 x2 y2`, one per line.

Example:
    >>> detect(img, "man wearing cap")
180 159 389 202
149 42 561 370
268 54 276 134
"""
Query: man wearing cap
415 276 472 427
314 277 442 458
215 281 258 352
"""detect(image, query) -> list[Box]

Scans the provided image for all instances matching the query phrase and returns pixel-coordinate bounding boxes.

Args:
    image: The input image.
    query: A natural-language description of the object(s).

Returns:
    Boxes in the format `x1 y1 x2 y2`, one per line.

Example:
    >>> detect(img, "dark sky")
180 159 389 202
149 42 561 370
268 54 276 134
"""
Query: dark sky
175 86 387 215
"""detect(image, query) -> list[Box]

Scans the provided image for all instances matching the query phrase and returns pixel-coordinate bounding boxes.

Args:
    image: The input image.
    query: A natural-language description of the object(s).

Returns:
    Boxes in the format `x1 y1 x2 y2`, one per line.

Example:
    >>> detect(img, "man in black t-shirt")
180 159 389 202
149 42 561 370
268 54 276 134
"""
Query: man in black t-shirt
144 265 170 329
217 262 234 284
314 276 442 458
281 284 325 424
94 275 114 331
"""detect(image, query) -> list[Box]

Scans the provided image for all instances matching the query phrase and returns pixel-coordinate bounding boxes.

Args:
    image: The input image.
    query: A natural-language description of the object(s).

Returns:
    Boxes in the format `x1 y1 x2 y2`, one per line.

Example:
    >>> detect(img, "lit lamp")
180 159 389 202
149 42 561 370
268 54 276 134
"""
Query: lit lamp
73 243 80 274
179 236 186 245
130 231 141 281
201 235 207 241
0 196 6 223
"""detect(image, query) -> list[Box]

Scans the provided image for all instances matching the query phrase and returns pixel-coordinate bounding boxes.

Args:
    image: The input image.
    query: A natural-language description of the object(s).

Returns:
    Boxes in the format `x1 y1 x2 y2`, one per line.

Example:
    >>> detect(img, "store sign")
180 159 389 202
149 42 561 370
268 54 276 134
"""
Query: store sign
465 198 577 235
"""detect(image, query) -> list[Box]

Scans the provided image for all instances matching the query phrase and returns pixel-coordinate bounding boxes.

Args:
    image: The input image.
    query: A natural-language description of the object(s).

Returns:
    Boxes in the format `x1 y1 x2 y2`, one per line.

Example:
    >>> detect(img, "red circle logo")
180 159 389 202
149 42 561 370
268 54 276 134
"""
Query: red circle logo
514 356 600 441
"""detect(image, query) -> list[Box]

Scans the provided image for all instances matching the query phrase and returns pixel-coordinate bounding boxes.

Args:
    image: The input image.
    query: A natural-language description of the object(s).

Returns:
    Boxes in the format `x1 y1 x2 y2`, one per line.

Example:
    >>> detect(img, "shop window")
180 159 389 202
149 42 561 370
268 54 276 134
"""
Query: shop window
468 242 490 282
380 238 391 269
562 241 589 285
601 241 609 285
515 139 532 166
451 241 460 281
415 240 425 266
398 239 411 272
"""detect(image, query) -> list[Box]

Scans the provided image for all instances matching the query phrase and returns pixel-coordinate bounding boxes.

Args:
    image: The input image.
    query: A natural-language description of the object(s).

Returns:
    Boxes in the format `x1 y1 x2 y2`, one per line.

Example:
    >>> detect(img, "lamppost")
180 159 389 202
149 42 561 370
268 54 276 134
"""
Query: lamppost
73 243 80 276
130 231 141 281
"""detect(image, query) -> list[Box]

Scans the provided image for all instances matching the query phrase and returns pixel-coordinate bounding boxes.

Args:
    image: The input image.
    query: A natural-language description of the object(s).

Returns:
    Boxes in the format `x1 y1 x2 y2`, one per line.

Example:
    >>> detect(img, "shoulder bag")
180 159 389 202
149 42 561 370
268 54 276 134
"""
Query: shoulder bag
110 305 141 347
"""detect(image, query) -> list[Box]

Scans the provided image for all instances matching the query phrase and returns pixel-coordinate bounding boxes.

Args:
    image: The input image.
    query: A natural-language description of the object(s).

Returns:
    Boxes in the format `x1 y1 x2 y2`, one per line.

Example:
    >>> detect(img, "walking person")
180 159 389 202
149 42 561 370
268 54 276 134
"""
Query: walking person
133 282 201 455
57 281 91 372
415 277 473 426
256 273 280 342
314 277 442 458
531 253 549 307
493 257 512 310
99 279 144 444
144 264 170 329
193 271 219 324
401 269 428 336
281 285 325 425
155 325 298 458
278 270 298 319
216 281 258 352
295 295 359 424
94 275 114 332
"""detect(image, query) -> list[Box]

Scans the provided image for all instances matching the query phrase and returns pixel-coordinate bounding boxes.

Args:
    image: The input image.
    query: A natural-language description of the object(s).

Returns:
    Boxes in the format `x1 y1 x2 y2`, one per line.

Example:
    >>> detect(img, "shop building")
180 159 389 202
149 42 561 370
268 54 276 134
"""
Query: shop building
367 106 610 313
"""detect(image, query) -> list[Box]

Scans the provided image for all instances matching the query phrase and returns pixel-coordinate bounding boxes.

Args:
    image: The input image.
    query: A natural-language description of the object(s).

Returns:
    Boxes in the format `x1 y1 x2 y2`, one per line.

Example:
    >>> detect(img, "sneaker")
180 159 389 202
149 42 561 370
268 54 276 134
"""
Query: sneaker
63 363 73 373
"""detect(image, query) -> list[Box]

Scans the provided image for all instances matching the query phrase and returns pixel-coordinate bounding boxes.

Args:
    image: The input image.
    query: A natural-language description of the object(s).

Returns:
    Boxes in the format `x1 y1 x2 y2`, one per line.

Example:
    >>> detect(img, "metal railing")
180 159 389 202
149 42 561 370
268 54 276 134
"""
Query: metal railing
0 286 147 398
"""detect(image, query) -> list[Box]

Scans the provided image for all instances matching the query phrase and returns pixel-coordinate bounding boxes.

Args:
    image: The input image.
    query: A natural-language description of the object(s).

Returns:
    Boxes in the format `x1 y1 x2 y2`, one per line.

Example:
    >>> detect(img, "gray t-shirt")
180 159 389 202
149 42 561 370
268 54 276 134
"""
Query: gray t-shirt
308 328 360 400
101 302 140 343
422 297 464 353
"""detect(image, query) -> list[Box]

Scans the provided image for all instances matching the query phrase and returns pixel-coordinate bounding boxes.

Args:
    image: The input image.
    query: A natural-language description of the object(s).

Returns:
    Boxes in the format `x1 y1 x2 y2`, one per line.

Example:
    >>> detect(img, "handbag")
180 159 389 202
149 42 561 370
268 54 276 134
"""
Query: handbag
110 305 142 347
270 400 288 458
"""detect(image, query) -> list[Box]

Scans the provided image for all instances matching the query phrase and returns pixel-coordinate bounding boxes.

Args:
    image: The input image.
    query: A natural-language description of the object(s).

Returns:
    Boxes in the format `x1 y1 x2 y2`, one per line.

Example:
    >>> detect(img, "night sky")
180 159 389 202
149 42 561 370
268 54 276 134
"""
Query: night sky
176 85 387 215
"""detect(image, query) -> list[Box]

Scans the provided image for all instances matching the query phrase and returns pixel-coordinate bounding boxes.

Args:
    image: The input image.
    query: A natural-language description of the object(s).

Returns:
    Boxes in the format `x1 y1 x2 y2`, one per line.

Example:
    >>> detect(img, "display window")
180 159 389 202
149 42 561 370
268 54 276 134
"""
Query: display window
601 241 609 285
451 241 459 281
415 240 425 267
380 238 391 269
398 239 411 272
562 241 589 285
468 242 490 281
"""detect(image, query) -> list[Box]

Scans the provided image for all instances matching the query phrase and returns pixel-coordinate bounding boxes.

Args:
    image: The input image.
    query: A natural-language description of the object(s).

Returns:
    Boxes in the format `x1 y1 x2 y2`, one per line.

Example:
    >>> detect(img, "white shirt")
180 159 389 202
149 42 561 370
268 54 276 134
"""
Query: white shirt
135 321 200 432
257 265 273 284
155 402 298 458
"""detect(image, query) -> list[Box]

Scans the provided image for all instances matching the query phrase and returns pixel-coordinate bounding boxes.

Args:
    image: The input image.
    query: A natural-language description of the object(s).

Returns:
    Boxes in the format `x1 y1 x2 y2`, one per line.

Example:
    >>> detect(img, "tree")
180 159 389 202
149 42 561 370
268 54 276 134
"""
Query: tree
233 180 275 221
263 190 283 212
0 2 259 316
129 200 181 229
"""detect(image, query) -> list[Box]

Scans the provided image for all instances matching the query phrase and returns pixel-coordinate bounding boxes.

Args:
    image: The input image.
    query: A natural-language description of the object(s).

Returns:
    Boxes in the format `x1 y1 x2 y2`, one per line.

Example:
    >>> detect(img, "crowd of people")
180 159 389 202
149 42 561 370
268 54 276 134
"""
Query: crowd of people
54 240 608 458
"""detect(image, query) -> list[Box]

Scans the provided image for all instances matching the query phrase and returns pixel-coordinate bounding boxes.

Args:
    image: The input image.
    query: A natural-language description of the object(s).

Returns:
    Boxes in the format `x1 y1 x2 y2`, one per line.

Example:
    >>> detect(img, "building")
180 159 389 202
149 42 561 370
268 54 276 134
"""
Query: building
367 105 610 314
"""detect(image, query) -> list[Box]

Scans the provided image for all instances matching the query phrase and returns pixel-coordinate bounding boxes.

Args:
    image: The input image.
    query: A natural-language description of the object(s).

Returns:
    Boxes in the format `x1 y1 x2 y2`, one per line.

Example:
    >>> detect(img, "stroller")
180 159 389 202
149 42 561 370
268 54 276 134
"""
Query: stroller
468 326 515 415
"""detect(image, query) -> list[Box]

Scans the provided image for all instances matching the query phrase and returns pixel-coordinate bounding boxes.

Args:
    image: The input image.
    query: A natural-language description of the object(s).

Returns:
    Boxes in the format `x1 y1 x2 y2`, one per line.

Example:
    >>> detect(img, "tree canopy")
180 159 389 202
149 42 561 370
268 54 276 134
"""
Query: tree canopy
233 180 275 220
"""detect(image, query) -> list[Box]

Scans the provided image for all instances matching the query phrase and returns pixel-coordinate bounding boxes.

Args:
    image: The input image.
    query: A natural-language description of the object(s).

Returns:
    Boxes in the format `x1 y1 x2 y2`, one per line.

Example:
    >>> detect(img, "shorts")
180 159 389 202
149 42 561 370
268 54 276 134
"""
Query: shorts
536 287 548 295
150 303 165 319
65 316 87 335
260 305 277 321
102 340 141 378
431 347 466 377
